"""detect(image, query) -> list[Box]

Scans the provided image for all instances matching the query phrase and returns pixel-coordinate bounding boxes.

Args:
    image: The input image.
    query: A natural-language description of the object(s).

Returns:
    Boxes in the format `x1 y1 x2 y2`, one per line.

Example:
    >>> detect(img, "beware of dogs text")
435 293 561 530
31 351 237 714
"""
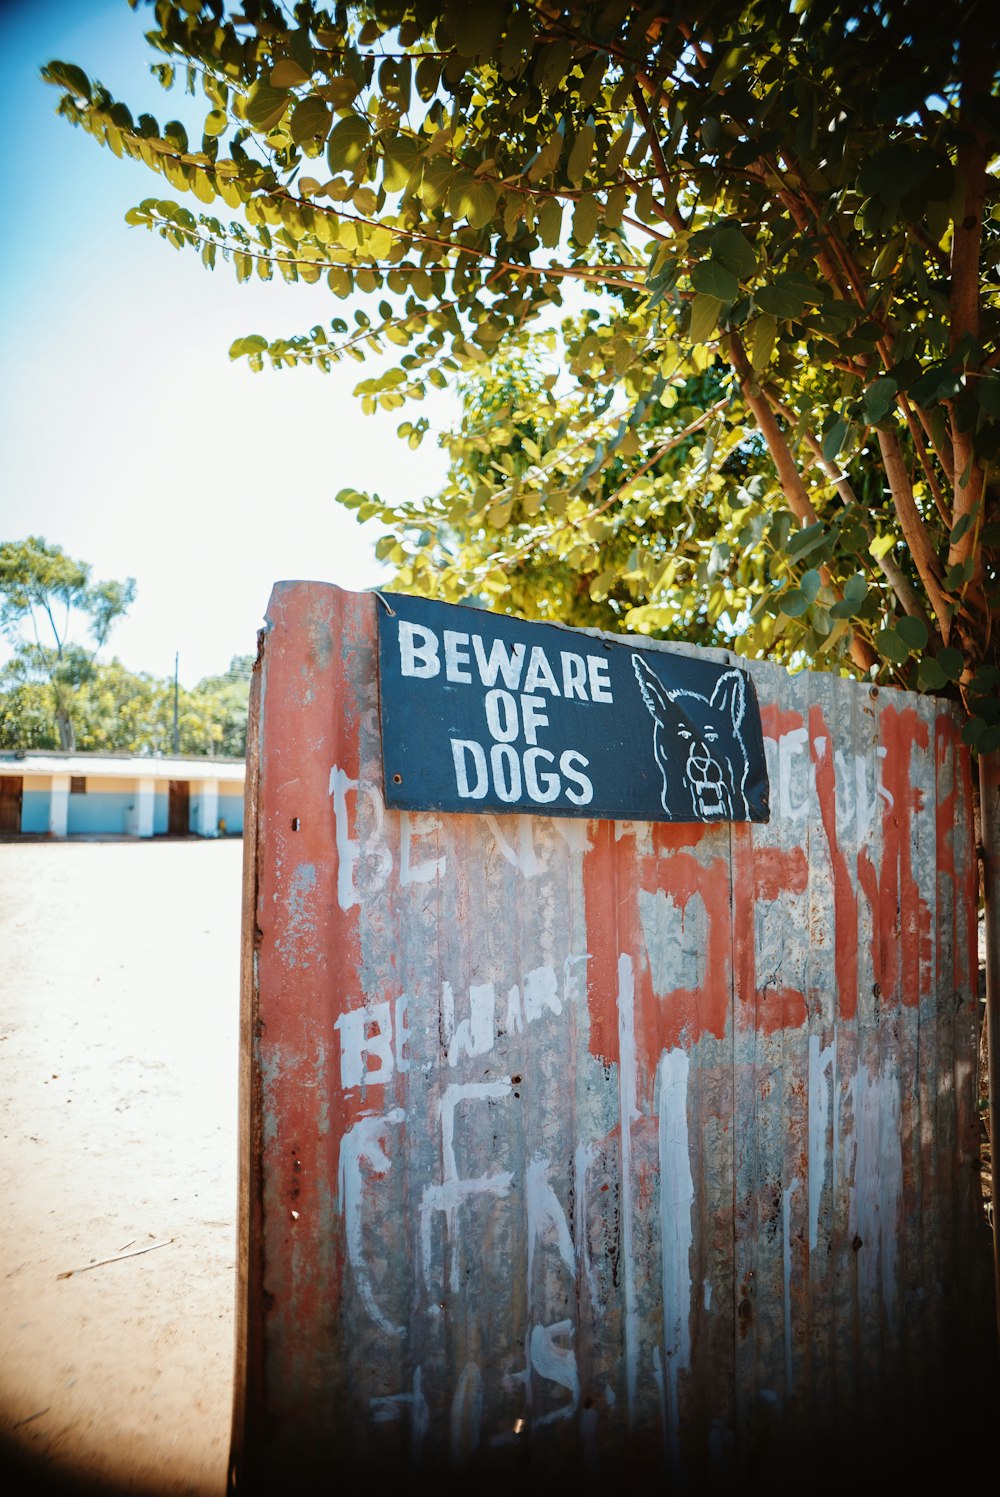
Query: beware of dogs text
376 594 769 824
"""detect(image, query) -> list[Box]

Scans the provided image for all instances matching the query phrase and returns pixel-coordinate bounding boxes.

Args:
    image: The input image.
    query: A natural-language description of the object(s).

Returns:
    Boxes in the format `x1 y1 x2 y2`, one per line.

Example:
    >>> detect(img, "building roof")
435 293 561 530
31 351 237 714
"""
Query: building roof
0 751 246 784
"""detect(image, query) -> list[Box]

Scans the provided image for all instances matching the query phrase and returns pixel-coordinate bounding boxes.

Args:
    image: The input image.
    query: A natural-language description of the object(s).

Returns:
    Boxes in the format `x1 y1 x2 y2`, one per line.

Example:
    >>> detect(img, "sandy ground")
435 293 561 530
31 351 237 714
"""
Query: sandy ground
0 840 243 1497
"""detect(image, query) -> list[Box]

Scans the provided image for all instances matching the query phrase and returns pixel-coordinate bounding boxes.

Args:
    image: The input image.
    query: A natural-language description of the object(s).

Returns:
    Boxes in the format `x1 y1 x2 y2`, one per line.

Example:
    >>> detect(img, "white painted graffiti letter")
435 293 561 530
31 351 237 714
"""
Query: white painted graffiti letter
338 1109 405 1336
420 1082 514 1293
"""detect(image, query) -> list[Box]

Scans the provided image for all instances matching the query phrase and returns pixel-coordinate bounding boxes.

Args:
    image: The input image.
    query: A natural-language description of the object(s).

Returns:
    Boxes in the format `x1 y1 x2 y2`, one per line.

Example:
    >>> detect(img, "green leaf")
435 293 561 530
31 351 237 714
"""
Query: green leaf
937 647 965 682
415 56 441 101
778 588 810 618
917 657 948 691
270 58 311 88
537 197 562 247
875 626 910 665
755 273 822 320
822 419 848 462
949 507 980 546
691 259 739 301
334 487 364 508
829 572 869 619
290 96 331 145
453 1 505 58
862 376 897 425
709 225 757 280
799 568 822 603
943 558 975 591
382 135 420 193
895 615 928 650
246 82 289 133
787 521 826 559
572 194 600 246
908 361 962 407
567 124 596 185
44 60 91 100
325 76 362 110
688 292 721 344
204 109 228 138
750 313 776 371
536 38 573 93
458 179 499 230
756 283 803 319
605 184 627 229
859 142 936 204
779 570 821 617
327 114 371 172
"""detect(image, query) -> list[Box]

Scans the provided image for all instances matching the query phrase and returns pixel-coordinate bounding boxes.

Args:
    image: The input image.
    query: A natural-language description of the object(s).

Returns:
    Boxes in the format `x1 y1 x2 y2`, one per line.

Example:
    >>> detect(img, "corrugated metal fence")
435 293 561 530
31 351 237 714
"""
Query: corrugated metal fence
231 581 994 1494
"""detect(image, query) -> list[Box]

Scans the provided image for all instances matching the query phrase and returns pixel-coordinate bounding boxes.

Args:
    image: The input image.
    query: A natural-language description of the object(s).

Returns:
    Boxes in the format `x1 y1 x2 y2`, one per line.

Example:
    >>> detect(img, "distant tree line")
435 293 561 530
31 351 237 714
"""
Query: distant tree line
0 653 253 757
0 537 250 757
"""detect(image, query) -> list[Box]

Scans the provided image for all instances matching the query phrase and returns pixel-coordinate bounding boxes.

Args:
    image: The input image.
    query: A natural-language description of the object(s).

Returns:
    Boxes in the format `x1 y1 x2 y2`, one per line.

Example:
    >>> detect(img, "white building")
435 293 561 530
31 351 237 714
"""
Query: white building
0 751 245 838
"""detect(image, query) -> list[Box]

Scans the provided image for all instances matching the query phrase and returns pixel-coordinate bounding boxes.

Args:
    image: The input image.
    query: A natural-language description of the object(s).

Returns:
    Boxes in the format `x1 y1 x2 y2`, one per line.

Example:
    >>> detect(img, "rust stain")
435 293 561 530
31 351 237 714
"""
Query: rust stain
857 706 932 1009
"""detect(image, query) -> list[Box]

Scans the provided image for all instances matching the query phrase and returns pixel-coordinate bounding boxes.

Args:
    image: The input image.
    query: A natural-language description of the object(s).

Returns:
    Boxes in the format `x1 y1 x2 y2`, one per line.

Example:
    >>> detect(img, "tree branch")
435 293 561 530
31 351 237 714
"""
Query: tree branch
630 82 687 234
947 10 990 581
875 425 954 634
765 385 940 645
726 330 878 672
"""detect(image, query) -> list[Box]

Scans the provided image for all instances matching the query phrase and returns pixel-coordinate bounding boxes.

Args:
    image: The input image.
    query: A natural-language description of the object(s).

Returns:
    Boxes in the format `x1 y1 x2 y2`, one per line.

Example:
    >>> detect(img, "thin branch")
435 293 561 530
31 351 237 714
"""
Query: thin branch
676 21 710 71
630 82 686 234
149 206 647 294
947 7 990 581
875 425 954 634
476 400 730 576
765 150 958 494
572 398 729 524
725 330 878 672
767 387 940 644
895 391 952 523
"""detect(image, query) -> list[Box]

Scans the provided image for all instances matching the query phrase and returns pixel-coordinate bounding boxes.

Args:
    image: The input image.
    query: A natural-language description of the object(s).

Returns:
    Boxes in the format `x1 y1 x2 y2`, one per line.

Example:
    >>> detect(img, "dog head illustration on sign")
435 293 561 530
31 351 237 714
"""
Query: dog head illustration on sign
631 654 751 821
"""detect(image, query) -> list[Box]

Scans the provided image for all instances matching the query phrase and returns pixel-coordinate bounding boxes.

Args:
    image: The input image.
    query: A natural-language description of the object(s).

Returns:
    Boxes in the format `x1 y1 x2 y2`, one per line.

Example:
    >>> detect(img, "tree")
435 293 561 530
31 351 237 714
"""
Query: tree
0 537 136 751
355 339 780 645
0 652 253 757
187 655 254 756
42 1 998 746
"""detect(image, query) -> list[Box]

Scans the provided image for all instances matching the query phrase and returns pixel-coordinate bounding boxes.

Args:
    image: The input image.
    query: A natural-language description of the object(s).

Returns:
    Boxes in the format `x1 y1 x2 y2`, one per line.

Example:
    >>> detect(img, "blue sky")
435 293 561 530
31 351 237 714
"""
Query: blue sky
0 0 456 685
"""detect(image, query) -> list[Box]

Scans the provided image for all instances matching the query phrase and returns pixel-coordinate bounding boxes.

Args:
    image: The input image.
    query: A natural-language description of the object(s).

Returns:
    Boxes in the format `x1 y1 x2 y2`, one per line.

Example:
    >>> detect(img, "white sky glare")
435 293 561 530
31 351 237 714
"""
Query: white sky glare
0 0 456 686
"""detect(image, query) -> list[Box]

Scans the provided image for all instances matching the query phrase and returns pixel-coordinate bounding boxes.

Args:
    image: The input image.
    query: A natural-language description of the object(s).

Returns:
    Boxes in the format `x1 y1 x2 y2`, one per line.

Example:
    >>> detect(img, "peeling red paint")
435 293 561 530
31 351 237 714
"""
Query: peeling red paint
651 820 708 854
856 706 932 1008
752 844 808 903
581 819 631 1070
935 713 979 997
254 583 375 1420
759 703 806 740
635 850 733 1057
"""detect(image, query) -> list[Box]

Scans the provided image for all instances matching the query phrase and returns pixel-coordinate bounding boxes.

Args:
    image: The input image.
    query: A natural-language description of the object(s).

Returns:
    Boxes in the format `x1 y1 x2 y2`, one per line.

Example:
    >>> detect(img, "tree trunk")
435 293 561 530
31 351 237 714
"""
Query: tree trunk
57 710 76 753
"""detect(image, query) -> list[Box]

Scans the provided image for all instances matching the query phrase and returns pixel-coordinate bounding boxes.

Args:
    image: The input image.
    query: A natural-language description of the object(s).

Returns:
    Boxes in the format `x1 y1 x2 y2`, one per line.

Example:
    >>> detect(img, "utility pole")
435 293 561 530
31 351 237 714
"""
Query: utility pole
172 652 180 754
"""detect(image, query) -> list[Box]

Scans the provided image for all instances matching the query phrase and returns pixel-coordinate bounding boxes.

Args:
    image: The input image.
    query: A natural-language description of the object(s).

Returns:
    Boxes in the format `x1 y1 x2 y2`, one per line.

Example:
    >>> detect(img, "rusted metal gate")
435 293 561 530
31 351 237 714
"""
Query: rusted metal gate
231 581 994 1494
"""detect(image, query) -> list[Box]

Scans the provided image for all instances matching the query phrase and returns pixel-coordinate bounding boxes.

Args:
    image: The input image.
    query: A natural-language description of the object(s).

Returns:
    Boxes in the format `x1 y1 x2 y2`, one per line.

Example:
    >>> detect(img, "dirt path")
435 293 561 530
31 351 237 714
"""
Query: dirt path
0 840 243 1497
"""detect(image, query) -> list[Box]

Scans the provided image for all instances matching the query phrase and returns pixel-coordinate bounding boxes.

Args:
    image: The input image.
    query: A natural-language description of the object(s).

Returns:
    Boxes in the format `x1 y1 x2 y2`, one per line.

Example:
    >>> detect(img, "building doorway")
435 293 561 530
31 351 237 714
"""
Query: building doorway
0 775 23 834
167 780 190 837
